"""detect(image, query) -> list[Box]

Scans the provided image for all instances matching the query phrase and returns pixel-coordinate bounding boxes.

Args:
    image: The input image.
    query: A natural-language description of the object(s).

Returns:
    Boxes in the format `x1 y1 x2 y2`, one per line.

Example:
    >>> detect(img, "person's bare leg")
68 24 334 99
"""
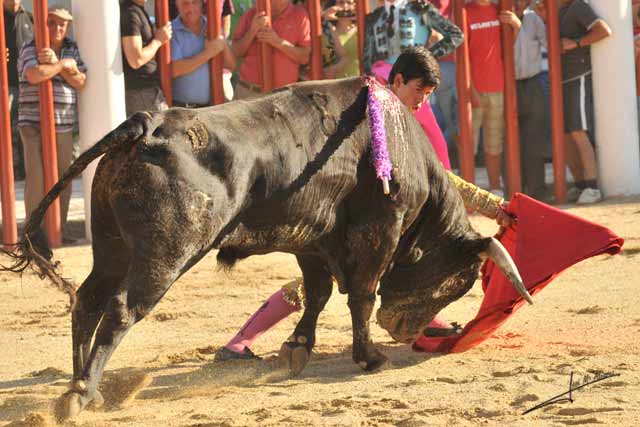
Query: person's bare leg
571 130 598 181
485 153 503 191
485 92 504 192
570 130 601 203
565 133 584 183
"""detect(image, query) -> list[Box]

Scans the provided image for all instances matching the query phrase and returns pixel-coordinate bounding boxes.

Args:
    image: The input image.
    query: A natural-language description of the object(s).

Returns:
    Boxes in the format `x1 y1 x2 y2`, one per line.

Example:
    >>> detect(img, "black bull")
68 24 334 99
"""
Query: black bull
2 77 497 420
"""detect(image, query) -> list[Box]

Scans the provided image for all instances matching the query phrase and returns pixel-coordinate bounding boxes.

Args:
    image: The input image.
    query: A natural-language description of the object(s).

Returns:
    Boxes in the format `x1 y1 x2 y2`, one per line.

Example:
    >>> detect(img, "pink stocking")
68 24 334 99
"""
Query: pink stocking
225 288 301 353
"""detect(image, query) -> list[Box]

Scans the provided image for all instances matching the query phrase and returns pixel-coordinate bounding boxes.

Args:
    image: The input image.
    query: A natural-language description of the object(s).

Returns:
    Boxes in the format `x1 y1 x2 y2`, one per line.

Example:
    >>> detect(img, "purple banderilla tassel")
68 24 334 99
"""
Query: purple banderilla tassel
366 78 392 194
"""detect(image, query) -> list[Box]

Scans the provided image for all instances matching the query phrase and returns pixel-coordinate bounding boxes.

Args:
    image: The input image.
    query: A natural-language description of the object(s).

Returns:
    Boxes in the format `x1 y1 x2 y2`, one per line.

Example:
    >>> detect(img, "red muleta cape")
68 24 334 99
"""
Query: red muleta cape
413 193 624 353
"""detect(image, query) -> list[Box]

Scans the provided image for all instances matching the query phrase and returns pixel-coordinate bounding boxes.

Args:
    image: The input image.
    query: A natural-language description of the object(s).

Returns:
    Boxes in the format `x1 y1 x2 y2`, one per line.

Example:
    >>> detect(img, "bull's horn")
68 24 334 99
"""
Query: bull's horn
481 237 533 305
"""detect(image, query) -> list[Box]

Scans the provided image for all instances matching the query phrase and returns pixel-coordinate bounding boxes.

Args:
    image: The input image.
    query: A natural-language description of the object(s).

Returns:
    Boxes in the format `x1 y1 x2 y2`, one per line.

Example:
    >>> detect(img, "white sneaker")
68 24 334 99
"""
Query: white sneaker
489 189 504 198
577 188 602 204
567 186 581 203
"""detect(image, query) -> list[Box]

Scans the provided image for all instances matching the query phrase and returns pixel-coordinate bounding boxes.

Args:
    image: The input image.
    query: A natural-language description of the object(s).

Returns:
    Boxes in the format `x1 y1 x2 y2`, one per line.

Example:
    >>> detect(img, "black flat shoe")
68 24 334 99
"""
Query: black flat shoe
423 321 463 337
214 347 261 362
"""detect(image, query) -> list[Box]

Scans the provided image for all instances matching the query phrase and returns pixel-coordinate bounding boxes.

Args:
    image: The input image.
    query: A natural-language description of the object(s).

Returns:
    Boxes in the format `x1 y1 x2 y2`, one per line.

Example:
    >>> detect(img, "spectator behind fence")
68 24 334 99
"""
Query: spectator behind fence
362 0 463 74
500 0 547 201
17 8 86 240
170 0 235 38
120 0 172 116
171 0 236 106
230 0 252 36
3 0 33 180
221 0 235 38
322 0 358 78
293 1 337 79
537 0 611 204
231 0 311 99
466 0 505 197
429 0 459 153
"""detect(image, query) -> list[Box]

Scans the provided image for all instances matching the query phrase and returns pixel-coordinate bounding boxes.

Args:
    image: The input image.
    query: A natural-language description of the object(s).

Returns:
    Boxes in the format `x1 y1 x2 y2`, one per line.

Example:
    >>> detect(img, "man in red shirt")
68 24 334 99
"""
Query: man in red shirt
466 0 505 196
231 0 311 98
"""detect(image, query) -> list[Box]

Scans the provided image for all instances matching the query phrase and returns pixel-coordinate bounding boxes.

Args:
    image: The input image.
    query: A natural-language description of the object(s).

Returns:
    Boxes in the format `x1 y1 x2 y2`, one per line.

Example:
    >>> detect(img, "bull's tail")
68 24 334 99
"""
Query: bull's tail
0 112 151 307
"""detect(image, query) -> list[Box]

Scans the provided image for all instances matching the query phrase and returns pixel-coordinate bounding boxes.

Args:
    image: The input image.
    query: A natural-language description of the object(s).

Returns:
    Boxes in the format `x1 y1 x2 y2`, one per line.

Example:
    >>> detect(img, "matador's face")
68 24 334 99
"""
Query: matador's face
391 75 435 113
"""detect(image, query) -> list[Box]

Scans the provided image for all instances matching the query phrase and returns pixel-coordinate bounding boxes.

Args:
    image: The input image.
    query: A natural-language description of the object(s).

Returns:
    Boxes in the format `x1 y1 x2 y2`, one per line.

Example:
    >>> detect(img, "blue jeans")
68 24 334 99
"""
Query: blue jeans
434 61 458 148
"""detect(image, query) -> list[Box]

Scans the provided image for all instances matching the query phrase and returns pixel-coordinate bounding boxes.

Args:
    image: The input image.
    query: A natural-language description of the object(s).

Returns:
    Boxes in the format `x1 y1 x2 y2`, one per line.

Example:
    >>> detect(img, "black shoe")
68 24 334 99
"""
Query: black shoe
423 321 463 337
214 347 261 362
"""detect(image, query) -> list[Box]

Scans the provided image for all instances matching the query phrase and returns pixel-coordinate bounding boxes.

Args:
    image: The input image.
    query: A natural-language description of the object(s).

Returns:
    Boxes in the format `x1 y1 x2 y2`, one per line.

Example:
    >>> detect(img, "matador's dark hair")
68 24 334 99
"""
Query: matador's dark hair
388 46 441 90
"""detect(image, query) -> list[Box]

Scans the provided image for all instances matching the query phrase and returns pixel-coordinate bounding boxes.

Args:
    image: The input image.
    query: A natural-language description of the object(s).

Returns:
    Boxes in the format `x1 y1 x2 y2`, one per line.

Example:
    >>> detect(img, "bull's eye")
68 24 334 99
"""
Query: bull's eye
407 247 423 263
152 126 166 138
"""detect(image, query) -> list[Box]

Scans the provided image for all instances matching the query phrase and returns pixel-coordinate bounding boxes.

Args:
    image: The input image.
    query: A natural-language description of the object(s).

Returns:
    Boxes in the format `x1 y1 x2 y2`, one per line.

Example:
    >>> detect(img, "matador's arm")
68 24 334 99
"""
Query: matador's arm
446 170 504 219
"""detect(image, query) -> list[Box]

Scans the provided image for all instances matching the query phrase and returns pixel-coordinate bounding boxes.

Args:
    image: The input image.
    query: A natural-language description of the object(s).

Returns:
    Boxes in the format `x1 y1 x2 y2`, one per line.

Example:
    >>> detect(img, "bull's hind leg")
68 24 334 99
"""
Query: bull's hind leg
55 259 180 422
72 271 110 382
70 207 131 406
279 255 333 376
70 270 125 410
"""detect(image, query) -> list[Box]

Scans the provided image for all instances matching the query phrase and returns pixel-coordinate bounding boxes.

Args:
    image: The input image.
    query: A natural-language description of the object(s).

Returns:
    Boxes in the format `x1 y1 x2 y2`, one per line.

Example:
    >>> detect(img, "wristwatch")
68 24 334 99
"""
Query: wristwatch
574 38 581 48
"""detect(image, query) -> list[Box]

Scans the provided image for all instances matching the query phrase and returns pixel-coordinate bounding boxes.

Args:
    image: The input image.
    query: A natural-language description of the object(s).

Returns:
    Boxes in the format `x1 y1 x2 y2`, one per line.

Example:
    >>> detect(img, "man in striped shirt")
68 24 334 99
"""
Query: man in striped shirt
17 7 86 236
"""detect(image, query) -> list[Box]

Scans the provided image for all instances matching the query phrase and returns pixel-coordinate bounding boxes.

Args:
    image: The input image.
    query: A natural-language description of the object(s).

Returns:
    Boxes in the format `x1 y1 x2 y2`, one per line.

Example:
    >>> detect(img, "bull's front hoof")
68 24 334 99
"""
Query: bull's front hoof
356 351 388 372
54 391 84 422
278 342 310 377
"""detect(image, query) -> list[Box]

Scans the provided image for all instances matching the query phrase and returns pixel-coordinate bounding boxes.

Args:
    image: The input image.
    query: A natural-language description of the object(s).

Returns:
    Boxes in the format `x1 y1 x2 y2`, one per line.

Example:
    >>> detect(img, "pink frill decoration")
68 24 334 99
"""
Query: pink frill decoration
366 77 393 184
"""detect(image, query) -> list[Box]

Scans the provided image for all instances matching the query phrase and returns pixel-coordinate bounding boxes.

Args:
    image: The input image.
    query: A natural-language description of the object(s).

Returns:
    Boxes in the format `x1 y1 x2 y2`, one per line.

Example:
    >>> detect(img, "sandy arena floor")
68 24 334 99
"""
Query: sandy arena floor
1 198 639 427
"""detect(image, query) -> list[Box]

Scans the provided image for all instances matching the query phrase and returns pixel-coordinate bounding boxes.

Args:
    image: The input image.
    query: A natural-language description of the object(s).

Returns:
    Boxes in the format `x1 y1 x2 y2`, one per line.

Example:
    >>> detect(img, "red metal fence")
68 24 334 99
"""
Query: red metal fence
0 0 570 247
0 7 17 247
33 0 61 247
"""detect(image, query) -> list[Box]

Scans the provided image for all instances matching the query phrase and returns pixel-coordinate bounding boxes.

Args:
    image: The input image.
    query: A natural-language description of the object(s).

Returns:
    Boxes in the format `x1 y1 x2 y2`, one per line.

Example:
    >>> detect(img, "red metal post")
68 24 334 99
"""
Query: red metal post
308 0 323 80
499 0 521 196
155 0 172 106
257 0 273 92
33 0 61 247
206 0 225 104
453 0 475 183
356 0 369 76
545 0 567 203
0 9 18 246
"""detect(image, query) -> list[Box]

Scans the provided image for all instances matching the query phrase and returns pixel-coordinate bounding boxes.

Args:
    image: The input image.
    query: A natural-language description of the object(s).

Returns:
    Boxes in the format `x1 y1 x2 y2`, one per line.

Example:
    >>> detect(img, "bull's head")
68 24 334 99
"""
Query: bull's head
377 235 531 344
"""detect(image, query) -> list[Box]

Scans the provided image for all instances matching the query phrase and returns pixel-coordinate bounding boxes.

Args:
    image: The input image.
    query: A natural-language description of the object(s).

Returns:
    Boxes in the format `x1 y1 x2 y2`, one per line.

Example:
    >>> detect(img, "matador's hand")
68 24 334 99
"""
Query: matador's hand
496 202 516 229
